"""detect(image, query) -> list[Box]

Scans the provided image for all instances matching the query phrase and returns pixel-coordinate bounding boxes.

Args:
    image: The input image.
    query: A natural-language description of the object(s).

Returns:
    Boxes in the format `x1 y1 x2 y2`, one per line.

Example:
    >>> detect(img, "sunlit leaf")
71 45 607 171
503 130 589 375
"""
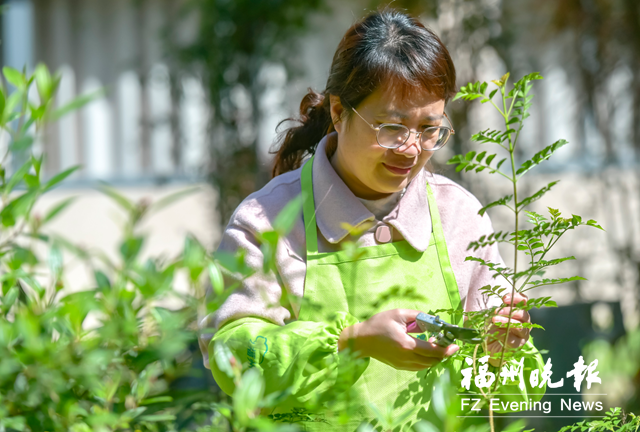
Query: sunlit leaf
149 186 201 214
43 165 81 191
3 67 25 90
43 197 76 224
51 88 105 120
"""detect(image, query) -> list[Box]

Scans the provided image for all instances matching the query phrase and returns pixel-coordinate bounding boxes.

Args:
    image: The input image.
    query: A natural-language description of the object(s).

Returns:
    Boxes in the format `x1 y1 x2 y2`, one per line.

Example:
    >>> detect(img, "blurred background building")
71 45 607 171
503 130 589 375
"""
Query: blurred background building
2 0 640 428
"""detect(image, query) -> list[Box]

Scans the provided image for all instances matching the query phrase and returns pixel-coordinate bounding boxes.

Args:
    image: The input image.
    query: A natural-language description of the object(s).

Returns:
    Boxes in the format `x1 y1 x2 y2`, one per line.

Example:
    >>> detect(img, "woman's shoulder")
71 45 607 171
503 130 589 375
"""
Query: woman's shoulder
226 166 303 232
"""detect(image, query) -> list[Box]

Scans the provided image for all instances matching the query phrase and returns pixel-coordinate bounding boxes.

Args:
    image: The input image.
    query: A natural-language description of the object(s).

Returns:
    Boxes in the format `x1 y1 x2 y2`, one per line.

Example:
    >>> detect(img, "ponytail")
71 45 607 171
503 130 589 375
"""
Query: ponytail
271 89 333 177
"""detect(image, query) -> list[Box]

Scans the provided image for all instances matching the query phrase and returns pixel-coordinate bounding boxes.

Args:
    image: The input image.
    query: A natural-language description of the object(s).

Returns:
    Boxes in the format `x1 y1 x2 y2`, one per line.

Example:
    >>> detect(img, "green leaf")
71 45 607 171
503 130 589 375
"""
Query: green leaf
23 173 39 189
0 86 5 119
479 194 513 216
9 135 34 152
149 186 201 214
94 270 111 290
214 341 237 379
138 414 177 422
52 88 105 120
586 219 604 230
43 197 76 224
4 90 22 117
273 193 304 235
183 236 206 280
34 63 56 103
208 262 225 296
97 183 134 212
233 368 265 426
3 67 25 90
516 139 568 177
517 181 559 210
30 154 43 177
140 396 173 405
523 276 586 290
48 243 63 278
0 416 26 431
453 81 489 101
12 189 39 219
120 236 144 261
5 159 33 195
44 165 81 191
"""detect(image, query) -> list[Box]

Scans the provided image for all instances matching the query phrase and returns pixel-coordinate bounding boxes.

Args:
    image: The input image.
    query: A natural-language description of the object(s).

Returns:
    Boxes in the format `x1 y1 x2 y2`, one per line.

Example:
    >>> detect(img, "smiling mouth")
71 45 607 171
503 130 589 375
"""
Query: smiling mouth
383 163 414 175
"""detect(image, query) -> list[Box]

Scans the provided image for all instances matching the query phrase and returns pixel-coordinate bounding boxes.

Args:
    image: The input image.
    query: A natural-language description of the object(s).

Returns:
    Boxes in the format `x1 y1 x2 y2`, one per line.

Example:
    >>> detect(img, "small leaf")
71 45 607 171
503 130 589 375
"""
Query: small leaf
213 341 237 379
44 165 81 191
149 186 201 214
586 219 604 231
52 88 105 120
479 194 513 216
138 414 176 422
34 63 55 102
516 139 568 177
233 368 265 426
9 136 34 152
97 183 134 212
274 193 304 235
208 262 225 296
518 181 559 210
5 159 32 194
3 67 25 89
43 197 76 224
0 86 5 118
94 270 111 290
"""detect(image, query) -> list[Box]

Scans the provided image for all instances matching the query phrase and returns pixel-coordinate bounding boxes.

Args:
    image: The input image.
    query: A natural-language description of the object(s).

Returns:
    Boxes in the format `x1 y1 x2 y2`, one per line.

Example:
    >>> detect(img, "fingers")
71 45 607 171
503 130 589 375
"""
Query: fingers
493 294 532 343
492 316 530 338
487 326 528 348
496 305 530 321
396 309 422 323
502 292 528 306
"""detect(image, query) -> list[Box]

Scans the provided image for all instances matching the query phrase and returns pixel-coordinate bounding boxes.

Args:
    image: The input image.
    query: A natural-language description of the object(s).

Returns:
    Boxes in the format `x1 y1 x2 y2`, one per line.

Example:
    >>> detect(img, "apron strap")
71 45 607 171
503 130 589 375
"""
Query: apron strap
301 156 319 255
426 182 463 325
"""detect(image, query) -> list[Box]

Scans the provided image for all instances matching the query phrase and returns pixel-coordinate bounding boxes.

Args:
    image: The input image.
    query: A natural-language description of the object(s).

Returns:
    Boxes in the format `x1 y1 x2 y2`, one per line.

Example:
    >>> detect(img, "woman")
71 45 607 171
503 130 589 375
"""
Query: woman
200 8 545 431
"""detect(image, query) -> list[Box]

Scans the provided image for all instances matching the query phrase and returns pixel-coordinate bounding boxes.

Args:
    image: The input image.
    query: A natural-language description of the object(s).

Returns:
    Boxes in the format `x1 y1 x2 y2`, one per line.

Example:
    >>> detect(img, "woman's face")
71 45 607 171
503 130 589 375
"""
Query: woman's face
329 86 446 200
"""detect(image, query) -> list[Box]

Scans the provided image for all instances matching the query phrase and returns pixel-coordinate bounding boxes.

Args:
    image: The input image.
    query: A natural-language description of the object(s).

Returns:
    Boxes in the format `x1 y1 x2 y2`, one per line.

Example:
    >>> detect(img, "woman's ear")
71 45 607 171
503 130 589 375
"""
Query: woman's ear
329 94 345 134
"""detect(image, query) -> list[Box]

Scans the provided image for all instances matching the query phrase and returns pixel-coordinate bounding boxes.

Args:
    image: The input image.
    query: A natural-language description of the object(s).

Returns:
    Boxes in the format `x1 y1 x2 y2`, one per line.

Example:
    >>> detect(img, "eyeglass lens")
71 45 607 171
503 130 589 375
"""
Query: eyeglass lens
377 125 451 150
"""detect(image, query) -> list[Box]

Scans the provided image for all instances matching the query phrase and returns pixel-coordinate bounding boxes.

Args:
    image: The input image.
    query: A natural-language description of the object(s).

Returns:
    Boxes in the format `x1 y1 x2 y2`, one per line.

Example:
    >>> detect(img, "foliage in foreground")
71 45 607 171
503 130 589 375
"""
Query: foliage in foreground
0 64 635 432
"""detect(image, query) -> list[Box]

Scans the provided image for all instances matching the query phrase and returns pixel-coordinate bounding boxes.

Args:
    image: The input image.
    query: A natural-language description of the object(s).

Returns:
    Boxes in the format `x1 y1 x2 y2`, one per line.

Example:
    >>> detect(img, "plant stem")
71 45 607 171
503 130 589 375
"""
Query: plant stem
489 407 495 432
491 84 520 393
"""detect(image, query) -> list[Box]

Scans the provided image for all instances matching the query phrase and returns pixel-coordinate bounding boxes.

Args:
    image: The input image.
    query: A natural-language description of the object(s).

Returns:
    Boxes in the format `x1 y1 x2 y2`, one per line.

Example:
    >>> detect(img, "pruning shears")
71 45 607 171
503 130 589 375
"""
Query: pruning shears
407 312 482 347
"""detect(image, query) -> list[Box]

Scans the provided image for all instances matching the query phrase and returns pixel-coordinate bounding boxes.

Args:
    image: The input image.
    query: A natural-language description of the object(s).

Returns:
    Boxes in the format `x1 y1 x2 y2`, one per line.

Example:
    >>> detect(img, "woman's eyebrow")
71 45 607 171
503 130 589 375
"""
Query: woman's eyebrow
375 110 444 122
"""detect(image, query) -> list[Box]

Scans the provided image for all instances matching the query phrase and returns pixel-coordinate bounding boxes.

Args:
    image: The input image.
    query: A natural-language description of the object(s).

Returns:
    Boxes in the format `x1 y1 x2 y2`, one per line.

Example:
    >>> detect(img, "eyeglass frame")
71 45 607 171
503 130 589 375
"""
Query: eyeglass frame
350 106 455 151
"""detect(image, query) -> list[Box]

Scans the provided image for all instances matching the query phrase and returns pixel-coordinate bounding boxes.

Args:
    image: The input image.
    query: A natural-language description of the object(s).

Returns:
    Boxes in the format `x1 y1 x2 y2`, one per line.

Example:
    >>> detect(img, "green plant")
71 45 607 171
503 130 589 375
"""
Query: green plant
445 72 604 432
0 65 248 431
558 407 640 432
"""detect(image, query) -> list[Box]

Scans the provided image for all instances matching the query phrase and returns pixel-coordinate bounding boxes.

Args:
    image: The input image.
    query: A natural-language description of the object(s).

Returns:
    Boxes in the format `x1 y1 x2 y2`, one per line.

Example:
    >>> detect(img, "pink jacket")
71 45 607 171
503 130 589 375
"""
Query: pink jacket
200 132 506 365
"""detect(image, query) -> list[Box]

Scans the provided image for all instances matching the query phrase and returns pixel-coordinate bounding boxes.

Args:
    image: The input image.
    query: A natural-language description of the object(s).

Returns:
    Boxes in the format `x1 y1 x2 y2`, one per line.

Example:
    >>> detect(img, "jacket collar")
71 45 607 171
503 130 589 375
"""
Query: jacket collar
311 133 432 252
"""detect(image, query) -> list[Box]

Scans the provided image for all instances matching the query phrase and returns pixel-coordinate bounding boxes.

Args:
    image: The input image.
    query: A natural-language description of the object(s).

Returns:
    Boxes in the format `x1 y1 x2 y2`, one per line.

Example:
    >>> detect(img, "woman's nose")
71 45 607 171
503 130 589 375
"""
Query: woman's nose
393 131 422 157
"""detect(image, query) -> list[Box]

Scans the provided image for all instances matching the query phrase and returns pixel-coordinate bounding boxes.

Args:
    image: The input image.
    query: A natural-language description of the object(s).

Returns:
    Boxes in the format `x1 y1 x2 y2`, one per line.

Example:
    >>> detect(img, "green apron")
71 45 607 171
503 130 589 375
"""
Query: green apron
297 156 464 431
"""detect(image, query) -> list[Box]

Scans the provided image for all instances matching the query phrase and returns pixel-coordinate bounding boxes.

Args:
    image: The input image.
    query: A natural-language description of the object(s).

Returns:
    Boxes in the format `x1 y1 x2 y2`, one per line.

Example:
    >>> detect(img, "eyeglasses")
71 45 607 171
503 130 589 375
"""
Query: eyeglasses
351 107 455 151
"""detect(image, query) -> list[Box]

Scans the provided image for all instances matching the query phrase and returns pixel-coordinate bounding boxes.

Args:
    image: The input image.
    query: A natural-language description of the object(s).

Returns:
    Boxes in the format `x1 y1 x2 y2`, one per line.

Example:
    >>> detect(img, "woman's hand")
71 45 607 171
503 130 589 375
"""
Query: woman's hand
338 309 459 371
486 293 531 367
